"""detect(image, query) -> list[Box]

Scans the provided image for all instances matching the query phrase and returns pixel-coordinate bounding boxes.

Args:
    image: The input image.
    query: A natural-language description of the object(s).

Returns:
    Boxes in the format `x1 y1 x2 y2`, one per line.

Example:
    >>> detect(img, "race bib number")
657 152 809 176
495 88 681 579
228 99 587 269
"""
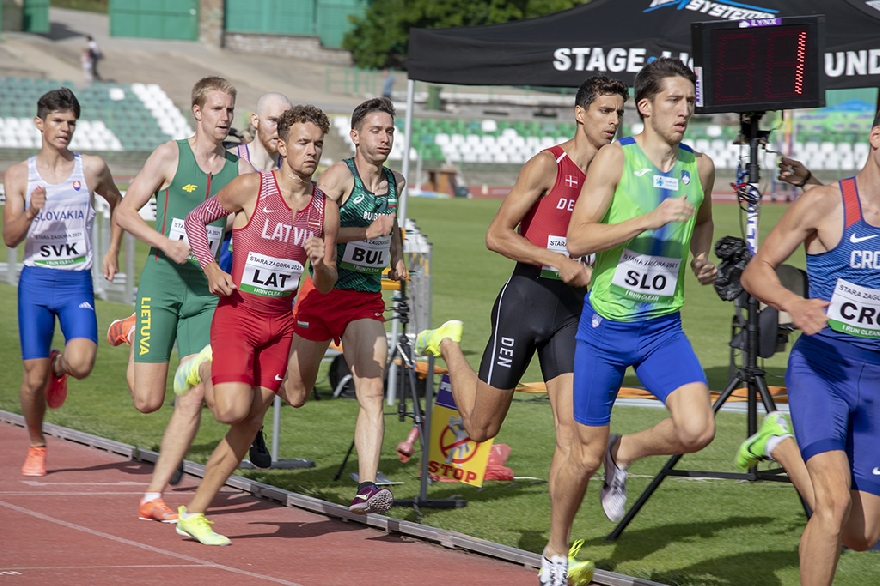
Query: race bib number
341 236 391 274
169 218 223 263
610 249 680 302
33 228 87 267
540 235 594 279
827 279 880 338
240 252 302 298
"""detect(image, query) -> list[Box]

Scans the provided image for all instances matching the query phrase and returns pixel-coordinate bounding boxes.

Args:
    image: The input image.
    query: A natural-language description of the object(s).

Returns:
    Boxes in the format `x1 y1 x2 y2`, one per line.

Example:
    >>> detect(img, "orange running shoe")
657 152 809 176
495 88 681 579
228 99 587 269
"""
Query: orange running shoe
46 350 68 410
22 446 47 477
107 313 136 347
138 497 178 523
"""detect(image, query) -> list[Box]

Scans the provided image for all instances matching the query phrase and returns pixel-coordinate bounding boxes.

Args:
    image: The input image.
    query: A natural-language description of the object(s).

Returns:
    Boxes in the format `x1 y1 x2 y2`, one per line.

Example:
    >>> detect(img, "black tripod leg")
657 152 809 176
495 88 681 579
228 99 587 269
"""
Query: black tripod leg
606 453 684 541
753 373 778 414
333 440 356 482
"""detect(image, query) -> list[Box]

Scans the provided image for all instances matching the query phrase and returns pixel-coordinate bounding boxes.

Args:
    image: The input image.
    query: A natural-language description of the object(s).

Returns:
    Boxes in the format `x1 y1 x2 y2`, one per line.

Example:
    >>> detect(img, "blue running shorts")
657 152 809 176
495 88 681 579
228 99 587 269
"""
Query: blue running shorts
573 295 707 426
18 265 97 360
786 334 880 497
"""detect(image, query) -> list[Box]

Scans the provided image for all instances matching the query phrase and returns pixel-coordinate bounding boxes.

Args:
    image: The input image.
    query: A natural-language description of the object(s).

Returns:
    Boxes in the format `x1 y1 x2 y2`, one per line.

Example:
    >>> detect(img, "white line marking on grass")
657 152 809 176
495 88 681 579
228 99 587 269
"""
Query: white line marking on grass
0 500 305 586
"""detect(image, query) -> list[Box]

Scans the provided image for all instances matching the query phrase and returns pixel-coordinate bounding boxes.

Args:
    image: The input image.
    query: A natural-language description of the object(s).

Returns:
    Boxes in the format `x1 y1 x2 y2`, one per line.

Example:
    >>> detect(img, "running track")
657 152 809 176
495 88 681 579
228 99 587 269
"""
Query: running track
0 416 664 586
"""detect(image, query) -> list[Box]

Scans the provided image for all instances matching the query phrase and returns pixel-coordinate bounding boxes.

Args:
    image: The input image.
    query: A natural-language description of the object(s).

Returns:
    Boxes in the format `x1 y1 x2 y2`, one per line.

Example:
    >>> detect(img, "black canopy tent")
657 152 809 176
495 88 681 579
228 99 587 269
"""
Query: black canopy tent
407 0 880 89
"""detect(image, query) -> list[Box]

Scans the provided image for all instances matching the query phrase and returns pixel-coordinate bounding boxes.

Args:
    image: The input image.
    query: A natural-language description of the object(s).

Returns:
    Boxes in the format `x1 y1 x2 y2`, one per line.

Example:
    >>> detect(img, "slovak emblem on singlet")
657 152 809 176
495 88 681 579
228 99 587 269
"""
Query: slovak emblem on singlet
168 217 223 263
239 252 303 298
340 236 391 274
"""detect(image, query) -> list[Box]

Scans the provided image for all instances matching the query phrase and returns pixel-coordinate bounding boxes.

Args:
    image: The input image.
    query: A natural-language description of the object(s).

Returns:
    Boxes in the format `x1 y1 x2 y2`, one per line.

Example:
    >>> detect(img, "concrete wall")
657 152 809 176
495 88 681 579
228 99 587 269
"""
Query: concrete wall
224 32 352 66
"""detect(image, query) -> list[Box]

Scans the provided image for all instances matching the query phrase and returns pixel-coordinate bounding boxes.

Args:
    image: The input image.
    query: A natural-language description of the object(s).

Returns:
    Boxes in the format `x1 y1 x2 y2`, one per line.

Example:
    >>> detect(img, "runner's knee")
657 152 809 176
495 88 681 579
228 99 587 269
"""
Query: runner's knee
132 393 163 414
677 418 715 453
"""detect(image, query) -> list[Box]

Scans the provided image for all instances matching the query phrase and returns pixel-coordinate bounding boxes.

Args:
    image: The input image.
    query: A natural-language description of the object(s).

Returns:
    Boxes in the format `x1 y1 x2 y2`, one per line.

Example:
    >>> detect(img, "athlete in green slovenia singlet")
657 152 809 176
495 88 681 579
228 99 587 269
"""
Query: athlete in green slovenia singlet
561 60 718 566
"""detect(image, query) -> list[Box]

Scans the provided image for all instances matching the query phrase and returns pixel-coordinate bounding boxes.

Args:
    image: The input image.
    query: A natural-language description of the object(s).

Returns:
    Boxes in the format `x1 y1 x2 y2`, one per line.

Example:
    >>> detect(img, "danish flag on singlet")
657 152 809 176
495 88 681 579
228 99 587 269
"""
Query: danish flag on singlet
565 175 578 188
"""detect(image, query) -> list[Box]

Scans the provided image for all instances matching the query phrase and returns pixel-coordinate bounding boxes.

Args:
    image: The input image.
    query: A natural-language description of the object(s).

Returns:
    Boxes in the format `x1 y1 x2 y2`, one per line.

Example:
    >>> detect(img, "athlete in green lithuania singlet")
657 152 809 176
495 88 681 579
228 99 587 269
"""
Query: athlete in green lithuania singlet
589 138 703 322
134 139 238 362
333 157 398 292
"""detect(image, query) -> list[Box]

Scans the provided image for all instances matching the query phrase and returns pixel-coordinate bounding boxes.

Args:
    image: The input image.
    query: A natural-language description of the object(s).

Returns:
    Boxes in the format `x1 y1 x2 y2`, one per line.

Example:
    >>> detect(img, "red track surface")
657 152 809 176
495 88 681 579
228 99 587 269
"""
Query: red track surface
0 422 541 586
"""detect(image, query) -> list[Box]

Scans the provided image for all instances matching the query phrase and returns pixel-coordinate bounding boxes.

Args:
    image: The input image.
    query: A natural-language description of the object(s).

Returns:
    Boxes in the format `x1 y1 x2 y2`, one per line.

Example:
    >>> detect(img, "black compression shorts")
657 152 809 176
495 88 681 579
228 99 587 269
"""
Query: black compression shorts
477 263 586 390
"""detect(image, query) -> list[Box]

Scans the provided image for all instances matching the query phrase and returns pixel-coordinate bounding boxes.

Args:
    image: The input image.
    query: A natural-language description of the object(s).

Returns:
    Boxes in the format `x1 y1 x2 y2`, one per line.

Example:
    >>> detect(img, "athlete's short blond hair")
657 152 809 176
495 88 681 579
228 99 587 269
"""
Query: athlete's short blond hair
191 77 237 109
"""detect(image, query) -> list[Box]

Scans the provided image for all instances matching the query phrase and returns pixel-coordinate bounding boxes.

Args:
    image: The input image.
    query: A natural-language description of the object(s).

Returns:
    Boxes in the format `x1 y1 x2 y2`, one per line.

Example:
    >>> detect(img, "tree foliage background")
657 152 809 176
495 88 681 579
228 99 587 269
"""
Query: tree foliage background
343 0 591 69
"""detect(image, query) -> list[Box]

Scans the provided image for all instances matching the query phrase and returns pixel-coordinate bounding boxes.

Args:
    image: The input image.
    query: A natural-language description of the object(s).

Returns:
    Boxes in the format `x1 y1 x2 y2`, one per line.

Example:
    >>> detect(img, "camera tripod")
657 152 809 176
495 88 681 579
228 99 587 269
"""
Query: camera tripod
607 112 797 541
332 281 466 514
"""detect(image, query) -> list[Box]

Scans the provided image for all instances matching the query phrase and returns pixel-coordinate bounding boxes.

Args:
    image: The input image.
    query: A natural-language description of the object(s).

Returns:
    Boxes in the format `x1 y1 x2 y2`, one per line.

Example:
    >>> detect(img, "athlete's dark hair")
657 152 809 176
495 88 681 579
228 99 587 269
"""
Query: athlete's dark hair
350 97 395 130
873 109 880 128
36 88 80 120
634 58 696 120
574 76 629 110
277 104 330 141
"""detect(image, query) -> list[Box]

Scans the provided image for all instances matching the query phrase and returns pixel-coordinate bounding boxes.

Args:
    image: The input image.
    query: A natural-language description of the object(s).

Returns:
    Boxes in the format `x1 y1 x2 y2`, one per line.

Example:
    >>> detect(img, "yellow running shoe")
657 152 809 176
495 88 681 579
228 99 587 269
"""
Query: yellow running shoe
175 506 230 546
567 539 595 586
173 345 212 395
414 320 464 357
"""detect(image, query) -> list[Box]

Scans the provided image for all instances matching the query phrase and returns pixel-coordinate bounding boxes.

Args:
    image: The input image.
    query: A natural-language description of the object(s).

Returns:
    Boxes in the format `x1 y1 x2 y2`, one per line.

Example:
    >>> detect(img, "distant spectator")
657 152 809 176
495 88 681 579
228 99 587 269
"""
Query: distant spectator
86 36 102 81
80 49 93 84
382 70 395 99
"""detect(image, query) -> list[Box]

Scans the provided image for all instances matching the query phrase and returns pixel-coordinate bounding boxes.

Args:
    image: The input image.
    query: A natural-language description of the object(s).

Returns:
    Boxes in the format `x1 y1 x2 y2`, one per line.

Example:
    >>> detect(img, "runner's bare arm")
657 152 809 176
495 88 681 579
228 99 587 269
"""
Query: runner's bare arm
311 197 339 293
741 185 837 334
184 174 258 273
2 161 37 248
778 156 822 191
87 155 125 281
690 153 716 285
316 161 353 204
387 216 407 282
115 141 179 251
568 144 696 256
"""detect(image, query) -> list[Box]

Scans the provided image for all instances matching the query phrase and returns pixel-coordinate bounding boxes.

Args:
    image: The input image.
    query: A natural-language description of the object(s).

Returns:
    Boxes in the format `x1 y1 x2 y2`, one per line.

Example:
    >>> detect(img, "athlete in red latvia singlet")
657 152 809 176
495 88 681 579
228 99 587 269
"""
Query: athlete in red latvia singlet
171 105 338 546
188 171 326 392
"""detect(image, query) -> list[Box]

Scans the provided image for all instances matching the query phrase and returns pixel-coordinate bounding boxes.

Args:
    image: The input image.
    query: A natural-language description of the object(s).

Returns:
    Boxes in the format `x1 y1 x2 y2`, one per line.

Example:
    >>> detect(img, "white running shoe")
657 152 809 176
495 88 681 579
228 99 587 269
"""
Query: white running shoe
538 553 567 586
600 433 628 523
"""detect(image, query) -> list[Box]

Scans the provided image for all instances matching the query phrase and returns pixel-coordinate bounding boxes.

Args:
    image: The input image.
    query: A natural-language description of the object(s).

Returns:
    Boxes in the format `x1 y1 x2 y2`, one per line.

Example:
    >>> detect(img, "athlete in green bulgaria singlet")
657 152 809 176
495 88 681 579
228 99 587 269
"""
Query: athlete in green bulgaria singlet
589 138 703 322
134 139 238 362
333 157 398 292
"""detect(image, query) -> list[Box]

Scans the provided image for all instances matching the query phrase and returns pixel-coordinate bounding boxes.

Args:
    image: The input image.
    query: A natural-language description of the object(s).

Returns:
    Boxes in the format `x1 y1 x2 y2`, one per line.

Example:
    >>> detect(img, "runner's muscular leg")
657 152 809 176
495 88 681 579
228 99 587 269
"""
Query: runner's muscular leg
187 387 275 514
280 335 331 407
800 451 851 586
770 438 816 511
342 319 387 484
20 358 51 446
842 490 880 551
438 338 514 442
210 380 256 424
616 382 715 466
53 338 96 379
545 373 605 557
145 355 204 493
130 362 170 413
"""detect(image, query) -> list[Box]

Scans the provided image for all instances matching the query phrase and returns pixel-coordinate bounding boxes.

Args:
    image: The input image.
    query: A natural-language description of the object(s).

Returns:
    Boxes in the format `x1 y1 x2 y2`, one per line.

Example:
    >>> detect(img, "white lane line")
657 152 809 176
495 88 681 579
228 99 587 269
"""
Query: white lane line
0 500 305 586
0 490 151 496
1 565 204 570
20 481 148 486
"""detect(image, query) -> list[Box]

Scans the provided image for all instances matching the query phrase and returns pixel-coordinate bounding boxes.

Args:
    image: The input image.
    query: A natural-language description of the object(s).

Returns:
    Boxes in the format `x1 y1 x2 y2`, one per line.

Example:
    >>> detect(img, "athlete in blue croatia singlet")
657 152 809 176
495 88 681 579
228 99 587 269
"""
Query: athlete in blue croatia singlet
787 177 880 496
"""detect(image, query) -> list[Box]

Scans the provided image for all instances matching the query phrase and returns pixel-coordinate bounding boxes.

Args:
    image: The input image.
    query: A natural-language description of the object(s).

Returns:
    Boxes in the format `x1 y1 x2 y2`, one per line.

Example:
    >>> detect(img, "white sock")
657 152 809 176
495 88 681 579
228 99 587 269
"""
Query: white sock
141 492 161 504
126 325 134 344
764 434 792 461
